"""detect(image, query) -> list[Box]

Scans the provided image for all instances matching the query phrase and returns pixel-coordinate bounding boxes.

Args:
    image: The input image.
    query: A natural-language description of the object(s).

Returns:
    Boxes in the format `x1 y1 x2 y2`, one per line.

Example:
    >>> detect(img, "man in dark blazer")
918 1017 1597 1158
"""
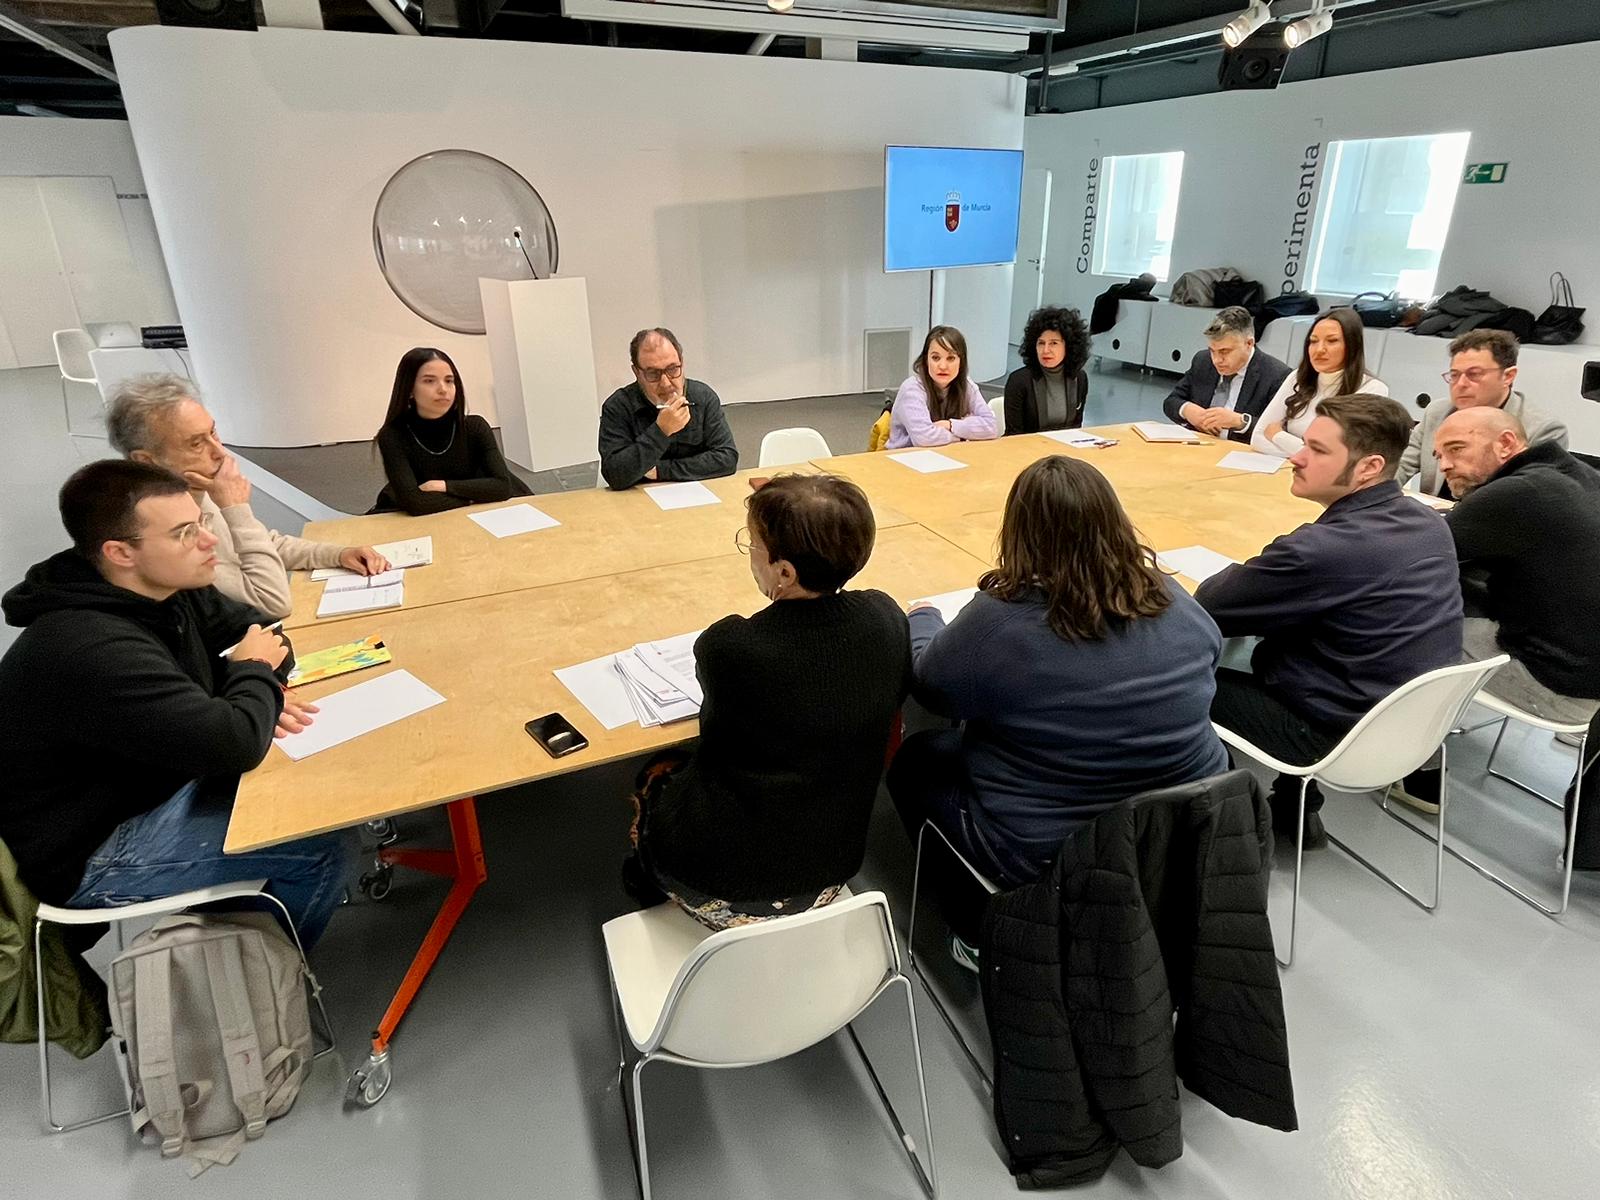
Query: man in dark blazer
1161 306 1291 443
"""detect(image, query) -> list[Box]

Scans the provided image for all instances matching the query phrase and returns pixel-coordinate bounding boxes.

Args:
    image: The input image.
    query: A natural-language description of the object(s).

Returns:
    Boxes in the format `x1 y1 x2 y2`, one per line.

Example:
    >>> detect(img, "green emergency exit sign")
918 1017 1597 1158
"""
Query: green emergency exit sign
1463 162 1509 184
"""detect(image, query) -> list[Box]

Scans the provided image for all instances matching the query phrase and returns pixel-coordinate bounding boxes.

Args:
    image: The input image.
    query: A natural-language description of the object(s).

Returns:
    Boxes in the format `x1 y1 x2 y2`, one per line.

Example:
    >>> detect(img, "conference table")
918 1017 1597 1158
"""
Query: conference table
227 424 1322 1105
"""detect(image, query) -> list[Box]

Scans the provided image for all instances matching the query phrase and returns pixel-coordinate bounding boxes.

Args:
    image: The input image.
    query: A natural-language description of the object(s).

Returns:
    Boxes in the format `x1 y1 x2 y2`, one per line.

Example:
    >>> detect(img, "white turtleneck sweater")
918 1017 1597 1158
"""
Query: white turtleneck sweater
1251 369 1390 456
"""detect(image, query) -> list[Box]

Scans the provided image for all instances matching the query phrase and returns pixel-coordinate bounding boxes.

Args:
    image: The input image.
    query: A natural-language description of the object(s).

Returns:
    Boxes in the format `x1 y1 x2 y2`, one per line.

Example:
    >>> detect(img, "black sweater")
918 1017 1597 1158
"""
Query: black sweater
644 590 911 900
1001 365 1088 435
0 553 287 904
1447 441 1600 698
597 380 740 490
373 412 531 515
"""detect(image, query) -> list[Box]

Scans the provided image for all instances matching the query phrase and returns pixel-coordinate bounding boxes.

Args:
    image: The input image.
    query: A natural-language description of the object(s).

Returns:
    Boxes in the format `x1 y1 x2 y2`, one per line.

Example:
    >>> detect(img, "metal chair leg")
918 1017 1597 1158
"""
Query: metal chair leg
1275 778 1308 969
905 824 992 1091
845 975 938 1198
630 1057 654 1200
1328 747 1447 914
35 918 129 1134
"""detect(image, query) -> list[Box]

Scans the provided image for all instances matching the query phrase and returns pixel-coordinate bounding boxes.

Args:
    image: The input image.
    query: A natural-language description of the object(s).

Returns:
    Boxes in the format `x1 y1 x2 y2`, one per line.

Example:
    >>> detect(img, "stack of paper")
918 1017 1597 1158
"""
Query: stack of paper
1132 421 1202 444
321 568 405 593
1041 430 1119 449
317 581 404 619
311 536 433 581
555 630 704 730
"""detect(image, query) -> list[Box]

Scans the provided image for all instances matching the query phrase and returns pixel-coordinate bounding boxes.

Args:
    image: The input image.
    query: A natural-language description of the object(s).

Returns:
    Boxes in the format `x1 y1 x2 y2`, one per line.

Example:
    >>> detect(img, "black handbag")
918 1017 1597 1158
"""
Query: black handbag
1349 291 1407 328
1533 272 1584 345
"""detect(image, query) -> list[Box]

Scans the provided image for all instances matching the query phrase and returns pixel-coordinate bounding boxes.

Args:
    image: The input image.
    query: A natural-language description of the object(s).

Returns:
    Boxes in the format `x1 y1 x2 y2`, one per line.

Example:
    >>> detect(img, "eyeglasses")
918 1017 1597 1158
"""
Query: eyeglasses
638 363 683 384
1442 367 1505 385
117 510 216 548
733 528 752 555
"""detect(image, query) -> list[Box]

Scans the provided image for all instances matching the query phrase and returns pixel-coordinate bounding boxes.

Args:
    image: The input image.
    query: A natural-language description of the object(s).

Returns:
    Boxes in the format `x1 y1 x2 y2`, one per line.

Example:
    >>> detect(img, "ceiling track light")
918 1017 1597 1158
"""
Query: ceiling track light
1284 4 1333 48
1221 3 1273 49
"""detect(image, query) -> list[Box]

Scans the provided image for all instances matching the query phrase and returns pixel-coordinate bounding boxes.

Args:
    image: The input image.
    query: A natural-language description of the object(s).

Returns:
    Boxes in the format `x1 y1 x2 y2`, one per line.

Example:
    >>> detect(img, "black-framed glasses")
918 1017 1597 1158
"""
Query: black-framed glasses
638 363 683 384
1442 367 1505 385
117 510 216 548
733 527 752 555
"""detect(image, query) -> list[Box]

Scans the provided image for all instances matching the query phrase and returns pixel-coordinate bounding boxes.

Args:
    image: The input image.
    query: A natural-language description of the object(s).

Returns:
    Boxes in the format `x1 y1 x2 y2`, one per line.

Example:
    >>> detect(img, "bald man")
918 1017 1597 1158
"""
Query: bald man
597 327 739 490
1392 406 1600 863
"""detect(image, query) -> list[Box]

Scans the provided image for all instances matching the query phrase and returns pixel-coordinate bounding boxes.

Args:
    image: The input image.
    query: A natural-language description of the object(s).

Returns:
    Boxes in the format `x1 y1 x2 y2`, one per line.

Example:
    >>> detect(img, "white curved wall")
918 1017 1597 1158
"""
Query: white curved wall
109 27 1022 447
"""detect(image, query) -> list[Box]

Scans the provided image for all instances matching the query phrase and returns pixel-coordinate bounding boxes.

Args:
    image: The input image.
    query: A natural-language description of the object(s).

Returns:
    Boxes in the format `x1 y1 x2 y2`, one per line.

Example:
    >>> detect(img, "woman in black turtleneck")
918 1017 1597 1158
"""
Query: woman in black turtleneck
1002 306 1092 435
371 347 531 515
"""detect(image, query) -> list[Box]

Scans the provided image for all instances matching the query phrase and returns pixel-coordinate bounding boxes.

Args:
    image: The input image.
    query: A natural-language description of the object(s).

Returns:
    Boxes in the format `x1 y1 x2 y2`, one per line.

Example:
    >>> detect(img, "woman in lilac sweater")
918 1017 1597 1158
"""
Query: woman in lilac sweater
887 325 998 449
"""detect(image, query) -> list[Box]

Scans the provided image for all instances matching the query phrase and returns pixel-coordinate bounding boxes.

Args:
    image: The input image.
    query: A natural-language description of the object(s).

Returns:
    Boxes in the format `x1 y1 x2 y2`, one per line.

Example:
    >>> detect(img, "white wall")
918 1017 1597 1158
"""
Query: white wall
110 27 1023 447
1023 40 1600 347
0 116 180 366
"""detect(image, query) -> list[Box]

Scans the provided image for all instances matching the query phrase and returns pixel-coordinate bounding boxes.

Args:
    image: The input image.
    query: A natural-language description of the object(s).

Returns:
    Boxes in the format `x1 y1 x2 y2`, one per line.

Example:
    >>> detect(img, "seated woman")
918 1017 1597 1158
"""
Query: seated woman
628 474 912 930
888 456 1229 941
1251 309 1389 456
1002 306 1092 435
371 347 531 514
887 325 998 449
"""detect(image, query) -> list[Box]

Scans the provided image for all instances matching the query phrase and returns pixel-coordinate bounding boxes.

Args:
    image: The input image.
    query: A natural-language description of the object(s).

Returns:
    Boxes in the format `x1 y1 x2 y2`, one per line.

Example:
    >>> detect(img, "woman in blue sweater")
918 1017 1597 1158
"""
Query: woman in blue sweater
888 455 1228 943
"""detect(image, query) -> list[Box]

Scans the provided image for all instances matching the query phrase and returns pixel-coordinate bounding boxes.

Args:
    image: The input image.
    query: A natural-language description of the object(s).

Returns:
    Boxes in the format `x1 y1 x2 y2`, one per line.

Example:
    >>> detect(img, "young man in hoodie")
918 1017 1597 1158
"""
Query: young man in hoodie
0 460 350 945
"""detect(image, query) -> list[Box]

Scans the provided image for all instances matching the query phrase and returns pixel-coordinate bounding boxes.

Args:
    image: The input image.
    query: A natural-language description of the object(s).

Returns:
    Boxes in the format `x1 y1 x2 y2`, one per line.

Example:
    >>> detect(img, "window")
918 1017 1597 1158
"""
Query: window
1092 151 1184 281
1307 132 1470 300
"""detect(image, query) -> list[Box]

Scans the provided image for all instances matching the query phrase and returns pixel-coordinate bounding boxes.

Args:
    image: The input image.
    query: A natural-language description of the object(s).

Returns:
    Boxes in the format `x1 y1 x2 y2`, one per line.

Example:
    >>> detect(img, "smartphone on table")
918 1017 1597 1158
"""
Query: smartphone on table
525 712 590 758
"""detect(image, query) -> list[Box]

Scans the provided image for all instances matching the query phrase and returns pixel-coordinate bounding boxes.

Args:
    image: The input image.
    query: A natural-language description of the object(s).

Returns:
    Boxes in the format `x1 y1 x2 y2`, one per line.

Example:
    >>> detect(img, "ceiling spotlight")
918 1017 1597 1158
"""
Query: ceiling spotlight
1221 3 1273 49
768 0 794 9
1284 7 1333 47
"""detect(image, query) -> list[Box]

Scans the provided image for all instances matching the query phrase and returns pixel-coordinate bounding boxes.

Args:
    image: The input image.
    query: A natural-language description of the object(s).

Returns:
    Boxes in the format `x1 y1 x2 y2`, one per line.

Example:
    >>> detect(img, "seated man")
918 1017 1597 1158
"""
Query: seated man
1195 395 1464 847
0 460 349 945
1395 329 1568 498
1161 306 1291 444
598 328 739 489
1396 408 1600 863
107 373 388 620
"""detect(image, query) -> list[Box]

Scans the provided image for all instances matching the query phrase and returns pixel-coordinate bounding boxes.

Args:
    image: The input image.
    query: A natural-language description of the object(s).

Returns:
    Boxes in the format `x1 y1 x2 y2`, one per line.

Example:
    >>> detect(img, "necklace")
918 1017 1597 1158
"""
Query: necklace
409 421 456 456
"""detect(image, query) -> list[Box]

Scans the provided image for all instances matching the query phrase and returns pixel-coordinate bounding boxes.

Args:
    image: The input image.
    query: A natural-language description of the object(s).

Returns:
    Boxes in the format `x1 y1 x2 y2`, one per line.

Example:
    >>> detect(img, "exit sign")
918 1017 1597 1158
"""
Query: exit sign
1463 162 1509 185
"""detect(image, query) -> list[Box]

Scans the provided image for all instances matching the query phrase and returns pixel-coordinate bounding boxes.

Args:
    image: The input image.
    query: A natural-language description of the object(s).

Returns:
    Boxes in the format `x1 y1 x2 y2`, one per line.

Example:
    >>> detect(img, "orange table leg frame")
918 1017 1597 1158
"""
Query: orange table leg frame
369 797 487 1058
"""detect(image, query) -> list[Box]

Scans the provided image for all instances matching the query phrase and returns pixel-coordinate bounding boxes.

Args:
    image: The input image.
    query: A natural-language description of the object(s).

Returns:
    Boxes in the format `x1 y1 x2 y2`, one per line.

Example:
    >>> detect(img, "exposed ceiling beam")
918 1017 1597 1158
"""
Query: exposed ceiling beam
0 0 117 81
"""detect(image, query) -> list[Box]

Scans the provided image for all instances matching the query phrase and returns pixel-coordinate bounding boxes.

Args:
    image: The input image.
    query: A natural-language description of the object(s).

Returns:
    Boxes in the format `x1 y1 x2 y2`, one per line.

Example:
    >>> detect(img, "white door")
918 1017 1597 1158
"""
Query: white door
0 177 81 367
1008 168 1052 347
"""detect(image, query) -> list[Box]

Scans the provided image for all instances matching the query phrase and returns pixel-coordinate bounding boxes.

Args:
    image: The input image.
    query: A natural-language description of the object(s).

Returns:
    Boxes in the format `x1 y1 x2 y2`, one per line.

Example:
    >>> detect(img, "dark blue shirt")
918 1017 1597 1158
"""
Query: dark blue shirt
597 379 739 490
1196 480 1464 728
910 582 1230 864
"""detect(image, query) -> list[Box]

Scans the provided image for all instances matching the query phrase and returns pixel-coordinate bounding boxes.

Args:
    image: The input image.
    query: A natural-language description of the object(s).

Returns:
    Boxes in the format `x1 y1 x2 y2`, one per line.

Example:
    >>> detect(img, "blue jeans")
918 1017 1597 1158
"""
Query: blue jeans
68 779 353 947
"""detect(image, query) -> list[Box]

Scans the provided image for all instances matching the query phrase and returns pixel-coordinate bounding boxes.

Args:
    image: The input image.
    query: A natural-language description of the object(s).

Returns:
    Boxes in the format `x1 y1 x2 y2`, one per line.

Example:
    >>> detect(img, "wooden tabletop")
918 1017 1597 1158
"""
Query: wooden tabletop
228 522 990 851
231 427 1322 852
284 465 912 630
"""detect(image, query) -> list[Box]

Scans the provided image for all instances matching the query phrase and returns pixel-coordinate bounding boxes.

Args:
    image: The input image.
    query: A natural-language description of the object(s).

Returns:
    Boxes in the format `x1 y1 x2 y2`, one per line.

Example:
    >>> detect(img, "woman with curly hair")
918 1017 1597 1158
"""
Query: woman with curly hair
1002 306 1092 435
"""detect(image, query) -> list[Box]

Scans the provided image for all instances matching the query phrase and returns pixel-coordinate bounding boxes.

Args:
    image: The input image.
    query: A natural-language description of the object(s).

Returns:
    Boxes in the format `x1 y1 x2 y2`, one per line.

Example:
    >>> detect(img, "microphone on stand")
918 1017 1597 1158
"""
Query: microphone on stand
512 226 538 278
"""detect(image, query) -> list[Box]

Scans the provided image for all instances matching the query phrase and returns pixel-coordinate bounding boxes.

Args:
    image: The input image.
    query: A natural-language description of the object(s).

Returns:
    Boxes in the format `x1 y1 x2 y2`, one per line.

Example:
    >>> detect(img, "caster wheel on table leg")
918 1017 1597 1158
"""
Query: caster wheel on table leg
365 818 399 846
359 864 394 901
346 1050 392 1108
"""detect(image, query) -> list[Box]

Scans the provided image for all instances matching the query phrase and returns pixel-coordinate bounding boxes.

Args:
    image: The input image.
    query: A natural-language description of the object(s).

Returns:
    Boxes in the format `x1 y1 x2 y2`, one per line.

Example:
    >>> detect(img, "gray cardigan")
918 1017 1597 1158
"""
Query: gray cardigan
1396 390 1569 496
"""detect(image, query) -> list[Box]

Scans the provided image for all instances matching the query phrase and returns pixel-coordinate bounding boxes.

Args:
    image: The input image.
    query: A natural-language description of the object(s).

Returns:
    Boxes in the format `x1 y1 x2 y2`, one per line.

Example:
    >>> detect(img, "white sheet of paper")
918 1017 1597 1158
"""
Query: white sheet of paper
1132 421 1202 444
911 587 980 625
1216 450 1288 474
1040 430 1116 448
889 450 967 473
316 581 404 618
312 536 433 579
635 630 704 705
643 482 721 511
1409 493 1454 512
1156 545 1239 584
554 655 640 730
320 568 406 593
467 504 561 538
273 669 444 761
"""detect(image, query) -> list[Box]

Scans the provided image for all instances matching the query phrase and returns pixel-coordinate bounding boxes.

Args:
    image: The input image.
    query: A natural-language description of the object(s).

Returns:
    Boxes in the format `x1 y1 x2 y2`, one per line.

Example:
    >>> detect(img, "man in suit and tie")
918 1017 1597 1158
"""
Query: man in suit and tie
1161 306 1292 443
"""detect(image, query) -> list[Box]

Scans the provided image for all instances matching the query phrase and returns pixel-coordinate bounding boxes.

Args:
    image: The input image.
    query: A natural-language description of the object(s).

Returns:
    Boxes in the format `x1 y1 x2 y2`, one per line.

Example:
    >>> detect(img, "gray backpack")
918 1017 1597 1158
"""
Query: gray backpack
109 911 315 1175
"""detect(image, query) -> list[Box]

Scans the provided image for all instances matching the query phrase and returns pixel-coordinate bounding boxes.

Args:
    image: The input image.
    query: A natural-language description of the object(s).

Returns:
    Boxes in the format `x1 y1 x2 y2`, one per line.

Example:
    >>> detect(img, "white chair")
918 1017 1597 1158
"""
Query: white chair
1448 692 1594 916
1213 656 1507 967
987 396 1006 437
601 890 936 1199
34 881 335 1134
906 820 999 1094
51 329 99 433
756 427 832 467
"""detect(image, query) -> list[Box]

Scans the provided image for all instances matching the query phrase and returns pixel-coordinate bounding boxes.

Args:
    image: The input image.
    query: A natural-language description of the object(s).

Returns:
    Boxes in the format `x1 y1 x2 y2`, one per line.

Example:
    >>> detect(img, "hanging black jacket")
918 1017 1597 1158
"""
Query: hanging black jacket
1088 274 1158 335
979 769 1296 1187
0 551 288 905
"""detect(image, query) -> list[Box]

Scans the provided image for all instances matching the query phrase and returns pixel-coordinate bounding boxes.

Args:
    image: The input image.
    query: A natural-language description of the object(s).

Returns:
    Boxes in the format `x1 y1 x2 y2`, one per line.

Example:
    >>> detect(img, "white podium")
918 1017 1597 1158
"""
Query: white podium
479 276 600 472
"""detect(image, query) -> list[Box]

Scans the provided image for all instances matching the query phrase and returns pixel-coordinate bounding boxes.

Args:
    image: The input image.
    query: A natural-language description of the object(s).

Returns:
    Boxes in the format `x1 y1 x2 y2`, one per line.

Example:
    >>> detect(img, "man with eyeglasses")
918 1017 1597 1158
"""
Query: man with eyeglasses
598 327 739 489
0 460 350 945
1395 329 1568 498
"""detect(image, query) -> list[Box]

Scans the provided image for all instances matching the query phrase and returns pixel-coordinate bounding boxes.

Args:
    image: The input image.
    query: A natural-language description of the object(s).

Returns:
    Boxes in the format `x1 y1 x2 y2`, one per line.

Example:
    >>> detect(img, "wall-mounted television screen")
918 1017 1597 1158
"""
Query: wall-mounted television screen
884 145 1024 273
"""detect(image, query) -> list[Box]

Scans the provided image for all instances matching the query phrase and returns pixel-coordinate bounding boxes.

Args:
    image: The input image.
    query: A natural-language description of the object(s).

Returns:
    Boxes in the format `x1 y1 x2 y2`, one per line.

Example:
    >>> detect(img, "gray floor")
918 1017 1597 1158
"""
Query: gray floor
3 362 1599 1199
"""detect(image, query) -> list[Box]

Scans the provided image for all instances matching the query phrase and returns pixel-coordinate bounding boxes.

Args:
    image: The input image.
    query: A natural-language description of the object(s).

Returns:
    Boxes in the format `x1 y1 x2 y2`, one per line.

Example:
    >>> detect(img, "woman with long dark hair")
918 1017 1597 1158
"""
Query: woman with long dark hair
1002 306 1092 434
1252 309 1388 456
887 456 1228 943
886 325 998 449
371 347 530 515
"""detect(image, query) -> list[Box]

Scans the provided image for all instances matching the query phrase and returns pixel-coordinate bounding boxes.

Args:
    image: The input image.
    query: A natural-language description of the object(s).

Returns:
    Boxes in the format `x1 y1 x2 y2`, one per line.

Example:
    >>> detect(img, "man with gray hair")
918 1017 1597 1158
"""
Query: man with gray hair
1161 306 1291 443
107 374 387 619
